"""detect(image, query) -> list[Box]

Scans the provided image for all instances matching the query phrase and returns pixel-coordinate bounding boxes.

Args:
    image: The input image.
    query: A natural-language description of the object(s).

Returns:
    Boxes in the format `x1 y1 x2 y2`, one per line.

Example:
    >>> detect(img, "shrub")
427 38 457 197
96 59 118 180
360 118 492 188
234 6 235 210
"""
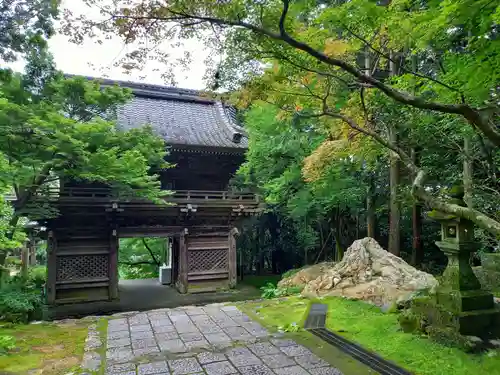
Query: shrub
0 288 43 323
260 283 304 299
281 268 302 280
28 266 47 289
0 335 16 354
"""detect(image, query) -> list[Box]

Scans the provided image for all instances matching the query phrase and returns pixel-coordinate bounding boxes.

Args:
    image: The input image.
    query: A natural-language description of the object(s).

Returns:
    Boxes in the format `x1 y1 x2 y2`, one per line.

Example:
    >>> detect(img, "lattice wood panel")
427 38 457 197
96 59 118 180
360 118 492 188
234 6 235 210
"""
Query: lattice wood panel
188 249 228 273
56 255 109 281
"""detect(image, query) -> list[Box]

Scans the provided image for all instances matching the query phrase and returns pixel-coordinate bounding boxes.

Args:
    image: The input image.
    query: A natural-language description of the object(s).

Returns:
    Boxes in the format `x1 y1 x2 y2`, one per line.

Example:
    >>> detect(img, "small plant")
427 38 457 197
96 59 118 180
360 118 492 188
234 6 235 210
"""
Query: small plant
0 288 42 323
0 335 16 354
260 282 280 299
278 322 300 333
260 283 304 299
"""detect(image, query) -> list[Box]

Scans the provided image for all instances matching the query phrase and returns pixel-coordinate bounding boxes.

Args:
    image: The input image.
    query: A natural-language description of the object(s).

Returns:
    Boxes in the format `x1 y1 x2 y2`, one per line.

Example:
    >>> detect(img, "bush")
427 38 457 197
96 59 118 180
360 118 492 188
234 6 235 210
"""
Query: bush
28 266 47 289
0 287 43 323
4 257 21 268
281 268 302 280
0 335 16 354
260 283 304 299
281 268 302 279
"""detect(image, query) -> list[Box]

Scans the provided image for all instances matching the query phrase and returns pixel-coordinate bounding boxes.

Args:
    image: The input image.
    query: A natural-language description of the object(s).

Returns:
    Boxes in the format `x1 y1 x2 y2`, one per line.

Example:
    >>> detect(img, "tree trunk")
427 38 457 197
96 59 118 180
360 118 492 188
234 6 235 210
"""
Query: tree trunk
366 175 376 238
411 148 423 267
463 135 473 208
388 51 401 257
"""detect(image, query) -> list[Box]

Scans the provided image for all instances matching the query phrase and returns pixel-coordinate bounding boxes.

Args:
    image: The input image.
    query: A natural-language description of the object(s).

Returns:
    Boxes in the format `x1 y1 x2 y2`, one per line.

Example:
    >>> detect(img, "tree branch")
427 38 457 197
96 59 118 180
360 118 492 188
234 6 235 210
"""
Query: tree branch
142 238 160 266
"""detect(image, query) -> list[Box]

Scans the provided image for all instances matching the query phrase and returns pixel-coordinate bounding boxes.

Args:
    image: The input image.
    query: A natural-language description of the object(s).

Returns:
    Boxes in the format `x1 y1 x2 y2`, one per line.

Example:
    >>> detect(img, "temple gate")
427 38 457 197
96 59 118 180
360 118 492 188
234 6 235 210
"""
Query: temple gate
36 79 261 306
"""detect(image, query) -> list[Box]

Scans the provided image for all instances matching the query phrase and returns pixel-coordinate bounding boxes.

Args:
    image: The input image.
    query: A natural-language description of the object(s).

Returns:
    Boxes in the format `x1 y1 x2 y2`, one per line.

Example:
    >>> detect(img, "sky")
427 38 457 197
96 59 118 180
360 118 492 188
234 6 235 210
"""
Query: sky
8 0 210 90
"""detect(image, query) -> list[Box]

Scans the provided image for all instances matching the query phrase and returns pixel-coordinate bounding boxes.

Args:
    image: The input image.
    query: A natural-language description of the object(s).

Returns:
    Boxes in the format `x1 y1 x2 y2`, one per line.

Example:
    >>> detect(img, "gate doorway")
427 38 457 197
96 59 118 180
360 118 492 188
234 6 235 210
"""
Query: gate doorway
118 237 172 282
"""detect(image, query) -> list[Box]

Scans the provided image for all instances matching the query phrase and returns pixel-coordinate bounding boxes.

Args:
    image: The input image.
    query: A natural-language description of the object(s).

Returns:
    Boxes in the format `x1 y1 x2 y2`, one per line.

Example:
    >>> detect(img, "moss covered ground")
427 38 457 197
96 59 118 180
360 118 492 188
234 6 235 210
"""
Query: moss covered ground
238 296 500 375
0 320 89 374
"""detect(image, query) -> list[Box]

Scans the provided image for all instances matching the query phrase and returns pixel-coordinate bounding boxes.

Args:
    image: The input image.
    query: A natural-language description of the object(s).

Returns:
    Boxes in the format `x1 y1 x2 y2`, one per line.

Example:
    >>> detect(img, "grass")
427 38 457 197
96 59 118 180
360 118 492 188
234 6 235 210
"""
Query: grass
238 296 500 375
237 297 377 375
0 320 89 374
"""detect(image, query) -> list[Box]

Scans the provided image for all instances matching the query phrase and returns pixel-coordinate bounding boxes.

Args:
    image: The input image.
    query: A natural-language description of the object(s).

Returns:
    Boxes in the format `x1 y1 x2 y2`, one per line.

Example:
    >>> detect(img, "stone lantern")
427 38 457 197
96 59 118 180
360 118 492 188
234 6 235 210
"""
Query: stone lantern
429 187 500 338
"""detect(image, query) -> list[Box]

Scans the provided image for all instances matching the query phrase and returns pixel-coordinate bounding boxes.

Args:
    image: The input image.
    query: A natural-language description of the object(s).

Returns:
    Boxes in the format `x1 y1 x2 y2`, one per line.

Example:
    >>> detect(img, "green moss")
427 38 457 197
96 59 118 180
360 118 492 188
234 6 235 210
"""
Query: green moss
240 296 500 375
237 298 375 374
0 321 88 374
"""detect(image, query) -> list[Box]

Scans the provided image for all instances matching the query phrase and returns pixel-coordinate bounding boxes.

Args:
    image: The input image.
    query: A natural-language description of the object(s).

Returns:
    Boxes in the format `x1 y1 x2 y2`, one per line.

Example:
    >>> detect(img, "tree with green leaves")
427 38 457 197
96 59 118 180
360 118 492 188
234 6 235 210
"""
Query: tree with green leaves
0 50 170 260
0 0 60 62
64 0 500 240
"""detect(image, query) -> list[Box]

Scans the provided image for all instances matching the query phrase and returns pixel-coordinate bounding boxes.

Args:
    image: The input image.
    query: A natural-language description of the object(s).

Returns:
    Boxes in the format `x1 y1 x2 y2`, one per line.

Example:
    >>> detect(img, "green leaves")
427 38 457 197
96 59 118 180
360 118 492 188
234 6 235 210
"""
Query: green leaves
0 52 169 236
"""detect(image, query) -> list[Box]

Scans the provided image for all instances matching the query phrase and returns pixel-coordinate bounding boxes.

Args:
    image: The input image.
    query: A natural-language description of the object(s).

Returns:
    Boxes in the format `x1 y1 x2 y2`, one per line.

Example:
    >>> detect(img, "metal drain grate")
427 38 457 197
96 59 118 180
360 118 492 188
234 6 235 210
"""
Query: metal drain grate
304 303 413 375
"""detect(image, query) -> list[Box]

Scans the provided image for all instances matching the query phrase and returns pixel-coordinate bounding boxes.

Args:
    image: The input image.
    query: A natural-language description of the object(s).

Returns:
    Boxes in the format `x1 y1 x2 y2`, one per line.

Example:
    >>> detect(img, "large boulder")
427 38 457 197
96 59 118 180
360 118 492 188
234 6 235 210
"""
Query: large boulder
302 237 438 306
278 262 335 289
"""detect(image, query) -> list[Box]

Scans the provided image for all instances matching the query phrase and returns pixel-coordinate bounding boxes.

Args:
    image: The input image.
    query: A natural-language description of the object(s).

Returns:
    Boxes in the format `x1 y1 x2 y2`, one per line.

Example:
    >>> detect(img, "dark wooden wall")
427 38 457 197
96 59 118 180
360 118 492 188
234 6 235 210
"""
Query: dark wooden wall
162 151 244 191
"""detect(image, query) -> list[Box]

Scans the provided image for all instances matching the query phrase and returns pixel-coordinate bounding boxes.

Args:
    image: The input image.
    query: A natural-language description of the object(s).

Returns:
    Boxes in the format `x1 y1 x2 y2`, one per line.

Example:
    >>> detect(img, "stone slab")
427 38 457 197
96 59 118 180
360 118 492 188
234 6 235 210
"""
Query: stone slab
203 360 238 375
168 358 204 375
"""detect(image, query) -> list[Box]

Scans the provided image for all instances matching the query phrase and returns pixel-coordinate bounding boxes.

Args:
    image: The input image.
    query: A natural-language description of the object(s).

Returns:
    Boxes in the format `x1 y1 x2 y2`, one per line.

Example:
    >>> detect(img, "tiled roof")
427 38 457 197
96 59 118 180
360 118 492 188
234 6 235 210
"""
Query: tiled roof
92 77 248 150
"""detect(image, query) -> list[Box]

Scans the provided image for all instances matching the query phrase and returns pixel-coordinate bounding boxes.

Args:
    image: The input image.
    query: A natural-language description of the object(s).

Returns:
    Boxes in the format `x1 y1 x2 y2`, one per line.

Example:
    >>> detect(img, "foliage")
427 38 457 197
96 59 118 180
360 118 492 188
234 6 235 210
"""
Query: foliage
0 287 42 323
27 266 47 289
282 268 302 280
0 49 171 252
0 0 59 62
260 282 303 299
0 334 16 354
118 237 168 280
67 0 500 239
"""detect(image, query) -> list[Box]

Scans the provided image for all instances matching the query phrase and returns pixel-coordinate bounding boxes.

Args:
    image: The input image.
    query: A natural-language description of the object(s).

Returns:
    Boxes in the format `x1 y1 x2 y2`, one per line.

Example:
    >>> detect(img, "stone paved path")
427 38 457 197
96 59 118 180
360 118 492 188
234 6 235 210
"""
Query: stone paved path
83 304 343 375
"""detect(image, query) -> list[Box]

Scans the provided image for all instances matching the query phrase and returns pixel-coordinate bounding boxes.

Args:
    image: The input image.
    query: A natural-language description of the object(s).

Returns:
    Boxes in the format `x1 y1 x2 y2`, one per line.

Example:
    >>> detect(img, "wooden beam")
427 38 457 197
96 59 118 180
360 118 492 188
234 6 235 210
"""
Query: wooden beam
177 229 188 294
228 228 238 288
46 231 57 304
109 228 119 300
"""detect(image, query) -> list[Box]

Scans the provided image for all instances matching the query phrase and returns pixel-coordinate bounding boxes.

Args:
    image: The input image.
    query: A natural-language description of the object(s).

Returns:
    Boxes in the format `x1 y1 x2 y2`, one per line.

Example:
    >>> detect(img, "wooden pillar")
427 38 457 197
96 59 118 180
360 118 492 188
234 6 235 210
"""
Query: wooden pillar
109 228 119 300
177 229 188 294
20 242 29 279
228 228 238 288
46 231 57 304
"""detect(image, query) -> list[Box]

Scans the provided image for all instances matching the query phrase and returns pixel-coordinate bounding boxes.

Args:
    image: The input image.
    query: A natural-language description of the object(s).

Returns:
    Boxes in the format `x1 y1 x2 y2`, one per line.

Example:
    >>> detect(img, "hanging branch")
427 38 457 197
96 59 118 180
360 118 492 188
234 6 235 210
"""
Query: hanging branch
142 238 161 266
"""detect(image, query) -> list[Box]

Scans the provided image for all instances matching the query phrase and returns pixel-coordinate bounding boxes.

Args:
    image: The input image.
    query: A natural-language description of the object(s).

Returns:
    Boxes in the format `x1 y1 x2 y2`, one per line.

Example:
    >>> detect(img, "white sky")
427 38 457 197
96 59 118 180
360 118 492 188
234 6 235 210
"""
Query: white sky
7 0 210 90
